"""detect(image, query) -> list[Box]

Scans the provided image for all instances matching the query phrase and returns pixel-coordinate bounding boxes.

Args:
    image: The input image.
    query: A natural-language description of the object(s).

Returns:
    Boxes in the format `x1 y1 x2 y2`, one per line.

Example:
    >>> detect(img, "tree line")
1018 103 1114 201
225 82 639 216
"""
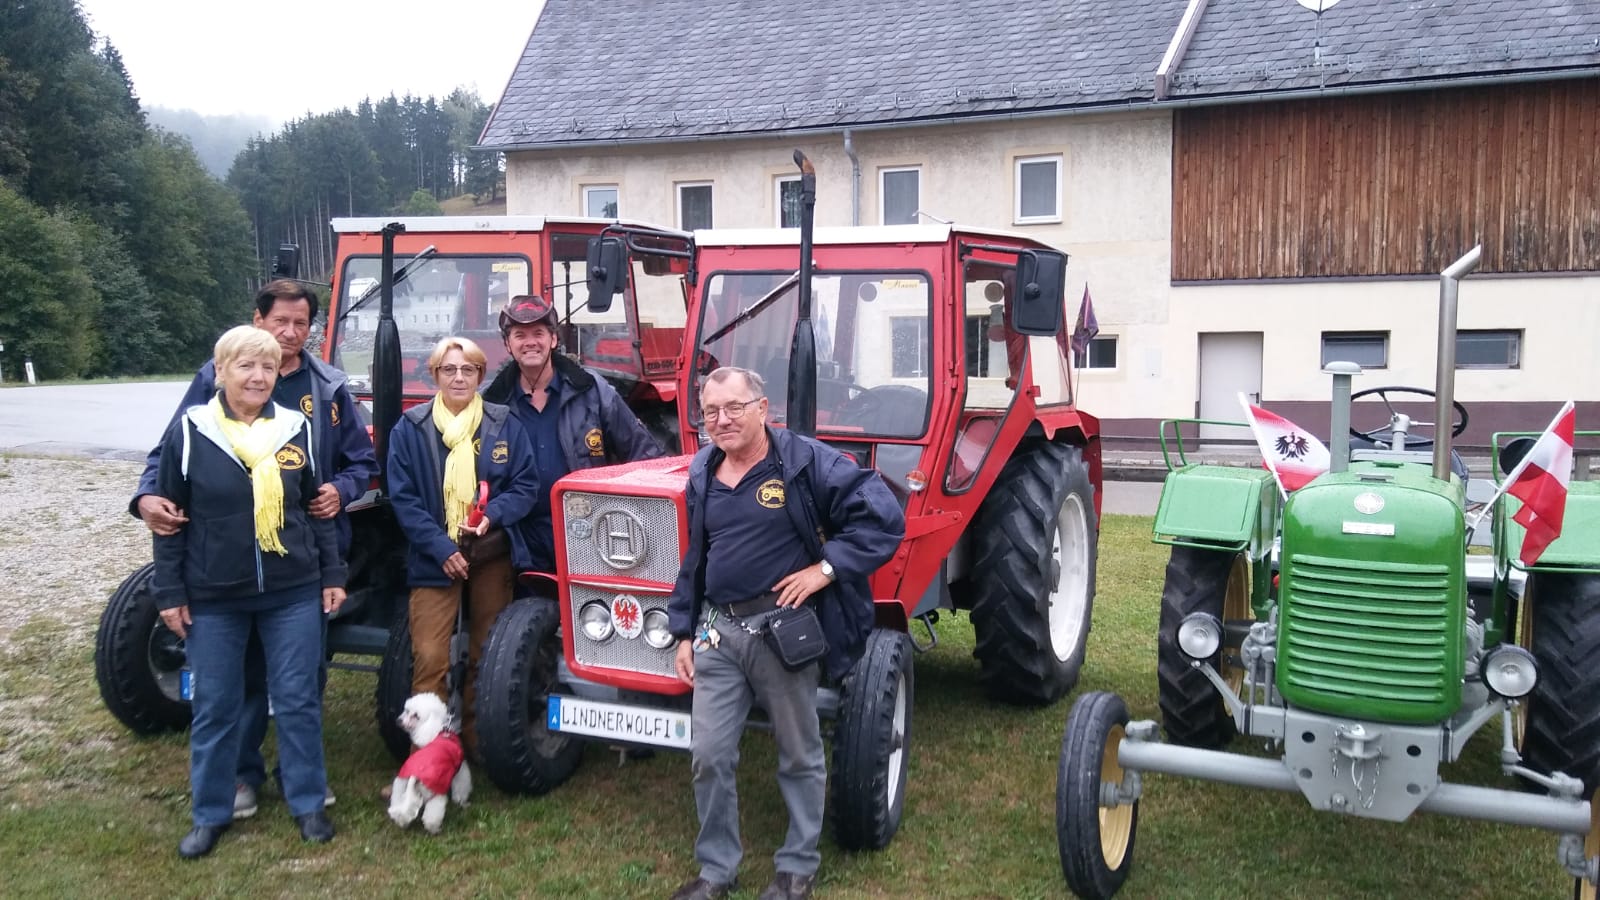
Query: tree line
0 0 502 380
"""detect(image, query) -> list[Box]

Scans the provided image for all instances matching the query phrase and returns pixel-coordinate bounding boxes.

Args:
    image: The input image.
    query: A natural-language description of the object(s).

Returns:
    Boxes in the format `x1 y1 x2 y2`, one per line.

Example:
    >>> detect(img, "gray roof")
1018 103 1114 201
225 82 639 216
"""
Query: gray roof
480 0 1600 150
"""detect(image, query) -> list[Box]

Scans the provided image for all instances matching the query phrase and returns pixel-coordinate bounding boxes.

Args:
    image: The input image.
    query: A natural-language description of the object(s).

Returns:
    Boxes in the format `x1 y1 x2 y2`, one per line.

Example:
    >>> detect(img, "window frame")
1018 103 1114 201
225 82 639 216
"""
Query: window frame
676 181 714 231
1320 330 1390 369
879 165 922 226
1013 154 1063 224
582 184 619 219
775 175 801 228
1455 329 1522 369
1079 335 1118 371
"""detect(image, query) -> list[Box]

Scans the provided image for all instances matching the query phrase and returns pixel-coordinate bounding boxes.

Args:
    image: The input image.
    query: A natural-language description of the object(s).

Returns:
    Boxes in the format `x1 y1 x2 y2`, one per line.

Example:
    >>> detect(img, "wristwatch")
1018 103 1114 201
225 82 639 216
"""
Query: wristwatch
819 559 836 581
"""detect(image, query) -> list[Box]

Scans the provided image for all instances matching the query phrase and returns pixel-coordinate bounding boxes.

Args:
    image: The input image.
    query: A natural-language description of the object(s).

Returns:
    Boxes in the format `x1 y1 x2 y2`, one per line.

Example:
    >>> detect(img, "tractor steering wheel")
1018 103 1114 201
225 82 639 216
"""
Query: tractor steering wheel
1348 385 1468 450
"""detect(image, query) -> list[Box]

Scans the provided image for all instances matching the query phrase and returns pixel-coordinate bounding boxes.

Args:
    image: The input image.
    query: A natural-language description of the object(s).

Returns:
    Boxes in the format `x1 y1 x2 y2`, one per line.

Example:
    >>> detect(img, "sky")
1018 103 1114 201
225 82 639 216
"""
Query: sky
75 0 546 124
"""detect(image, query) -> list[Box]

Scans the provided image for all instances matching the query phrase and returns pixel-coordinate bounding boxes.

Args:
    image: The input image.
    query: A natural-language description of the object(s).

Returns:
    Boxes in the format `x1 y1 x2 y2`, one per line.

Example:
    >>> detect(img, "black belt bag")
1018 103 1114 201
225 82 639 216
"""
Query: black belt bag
763 605 828 671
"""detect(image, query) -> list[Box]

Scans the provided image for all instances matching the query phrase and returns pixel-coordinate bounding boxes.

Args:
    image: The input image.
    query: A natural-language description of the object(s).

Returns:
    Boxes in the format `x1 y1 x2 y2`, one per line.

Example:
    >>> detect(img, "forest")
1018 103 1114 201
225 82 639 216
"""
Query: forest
0 0 501 379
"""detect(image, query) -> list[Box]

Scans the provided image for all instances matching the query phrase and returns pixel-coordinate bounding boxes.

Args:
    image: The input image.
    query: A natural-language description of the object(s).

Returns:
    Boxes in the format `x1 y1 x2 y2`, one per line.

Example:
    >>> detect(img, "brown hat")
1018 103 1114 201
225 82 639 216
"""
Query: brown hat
499 294 558 335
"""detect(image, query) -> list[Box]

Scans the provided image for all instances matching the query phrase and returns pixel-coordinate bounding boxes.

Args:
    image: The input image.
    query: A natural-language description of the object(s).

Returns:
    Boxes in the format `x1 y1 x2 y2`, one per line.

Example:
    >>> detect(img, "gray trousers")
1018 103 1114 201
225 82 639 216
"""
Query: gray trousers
690 609 825 884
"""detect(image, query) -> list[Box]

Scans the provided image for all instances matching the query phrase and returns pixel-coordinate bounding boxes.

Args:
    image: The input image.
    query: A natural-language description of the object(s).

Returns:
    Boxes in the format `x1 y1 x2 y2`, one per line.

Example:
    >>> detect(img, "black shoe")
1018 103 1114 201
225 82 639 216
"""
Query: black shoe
759 872 816 900
178 824 229 859
295 810 335 843
669 876 734 900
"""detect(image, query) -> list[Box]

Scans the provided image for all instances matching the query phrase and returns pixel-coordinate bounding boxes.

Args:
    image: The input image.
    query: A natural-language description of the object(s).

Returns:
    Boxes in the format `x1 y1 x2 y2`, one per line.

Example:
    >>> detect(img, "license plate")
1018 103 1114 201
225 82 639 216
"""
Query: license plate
180 669 193 701
546 695 691 749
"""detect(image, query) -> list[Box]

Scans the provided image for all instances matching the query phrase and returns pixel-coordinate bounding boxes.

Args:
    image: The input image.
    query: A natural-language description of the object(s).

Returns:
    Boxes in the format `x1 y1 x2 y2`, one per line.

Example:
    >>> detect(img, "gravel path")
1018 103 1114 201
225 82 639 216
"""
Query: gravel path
0 457 150 648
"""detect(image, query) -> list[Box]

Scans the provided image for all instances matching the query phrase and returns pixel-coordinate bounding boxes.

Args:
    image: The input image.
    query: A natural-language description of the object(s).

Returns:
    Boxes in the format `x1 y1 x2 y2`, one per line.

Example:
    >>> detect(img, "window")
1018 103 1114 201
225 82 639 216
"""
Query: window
677 182 713 231
964 315 995 376
880 167 921 225
1456 330 1521 368
1078 336 1117 370
776 176 801 227
583 184 618 218
1015 154 1062 223
1321 331 1388 368
891 317 929 377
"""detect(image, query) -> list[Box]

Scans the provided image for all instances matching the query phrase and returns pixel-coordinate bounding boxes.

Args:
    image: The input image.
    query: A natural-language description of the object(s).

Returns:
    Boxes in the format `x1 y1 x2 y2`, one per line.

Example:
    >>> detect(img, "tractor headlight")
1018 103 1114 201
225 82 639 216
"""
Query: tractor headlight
579 601 614 642
1177 613 1223 660
642 609 674 649
1482 645 1537 699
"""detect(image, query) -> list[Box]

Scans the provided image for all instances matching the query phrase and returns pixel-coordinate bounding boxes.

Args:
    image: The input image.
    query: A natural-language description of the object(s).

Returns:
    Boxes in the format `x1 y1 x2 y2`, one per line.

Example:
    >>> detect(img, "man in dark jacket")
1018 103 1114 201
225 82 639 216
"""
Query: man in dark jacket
480 294 665 578
666 367 905 900
131 279 378 819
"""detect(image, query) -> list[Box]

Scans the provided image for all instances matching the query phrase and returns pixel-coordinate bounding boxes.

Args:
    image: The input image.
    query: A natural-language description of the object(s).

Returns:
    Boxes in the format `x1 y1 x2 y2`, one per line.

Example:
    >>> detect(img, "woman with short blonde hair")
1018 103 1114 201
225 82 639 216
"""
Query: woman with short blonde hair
213 326 281 372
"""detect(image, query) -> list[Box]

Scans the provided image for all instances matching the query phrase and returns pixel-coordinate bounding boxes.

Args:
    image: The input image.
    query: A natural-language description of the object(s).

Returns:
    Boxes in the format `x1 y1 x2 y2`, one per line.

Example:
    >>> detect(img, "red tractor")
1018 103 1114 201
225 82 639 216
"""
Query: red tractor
473 156 1103 850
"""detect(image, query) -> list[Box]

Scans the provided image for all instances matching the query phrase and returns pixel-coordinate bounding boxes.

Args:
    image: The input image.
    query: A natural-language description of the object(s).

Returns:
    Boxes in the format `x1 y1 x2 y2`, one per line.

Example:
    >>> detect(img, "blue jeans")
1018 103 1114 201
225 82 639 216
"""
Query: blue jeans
236 614 328 791
187 586 327 827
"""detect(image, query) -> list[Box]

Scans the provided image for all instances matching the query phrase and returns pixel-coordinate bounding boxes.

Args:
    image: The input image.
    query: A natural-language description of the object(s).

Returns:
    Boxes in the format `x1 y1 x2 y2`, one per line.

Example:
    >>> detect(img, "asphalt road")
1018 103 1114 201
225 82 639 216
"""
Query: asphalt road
0 381 1164 515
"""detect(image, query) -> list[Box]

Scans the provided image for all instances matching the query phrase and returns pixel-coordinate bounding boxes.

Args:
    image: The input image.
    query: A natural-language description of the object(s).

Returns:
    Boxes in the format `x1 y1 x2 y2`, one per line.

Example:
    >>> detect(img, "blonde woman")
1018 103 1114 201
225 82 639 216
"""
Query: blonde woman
387 336 540 757
151 325 347 859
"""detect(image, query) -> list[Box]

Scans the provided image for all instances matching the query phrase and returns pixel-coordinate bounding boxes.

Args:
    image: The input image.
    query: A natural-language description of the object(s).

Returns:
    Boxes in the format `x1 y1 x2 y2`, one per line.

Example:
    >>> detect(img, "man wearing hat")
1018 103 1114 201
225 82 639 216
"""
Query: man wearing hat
482 294 665 579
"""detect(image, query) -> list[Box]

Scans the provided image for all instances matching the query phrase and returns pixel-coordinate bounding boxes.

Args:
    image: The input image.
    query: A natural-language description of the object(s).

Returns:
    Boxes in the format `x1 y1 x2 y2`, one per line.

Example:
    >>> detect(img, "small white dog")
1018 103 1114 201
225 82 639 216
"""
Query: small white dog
387 693 472 834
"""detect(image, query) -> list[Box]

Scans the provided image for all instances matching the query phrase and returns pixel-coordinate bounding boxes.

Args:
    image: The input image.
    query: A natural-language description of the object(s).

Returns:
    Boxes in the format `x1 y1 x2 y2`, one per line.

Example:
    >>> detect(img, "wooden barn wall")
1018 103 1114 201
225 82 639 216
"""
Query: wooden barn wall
1171 78 1600 280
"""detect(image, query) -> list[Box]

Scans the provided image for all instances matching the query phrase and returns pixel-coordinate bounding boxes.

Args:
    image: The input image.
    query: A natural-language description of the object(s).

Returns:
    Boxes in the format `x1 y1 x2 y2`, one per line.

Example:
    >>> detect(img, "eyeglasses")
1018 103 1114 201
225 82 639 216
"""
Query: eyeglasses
436 365 480 378
701 398 763 421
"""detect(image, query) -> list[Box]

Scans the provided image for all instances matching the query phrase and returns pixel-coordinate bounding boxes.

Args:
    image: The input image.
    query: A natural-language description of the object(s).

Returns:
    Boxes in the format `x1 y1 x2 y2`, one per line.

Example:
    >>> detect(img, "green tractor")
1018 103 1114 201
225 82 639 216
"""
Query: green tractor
1055 246 1600 898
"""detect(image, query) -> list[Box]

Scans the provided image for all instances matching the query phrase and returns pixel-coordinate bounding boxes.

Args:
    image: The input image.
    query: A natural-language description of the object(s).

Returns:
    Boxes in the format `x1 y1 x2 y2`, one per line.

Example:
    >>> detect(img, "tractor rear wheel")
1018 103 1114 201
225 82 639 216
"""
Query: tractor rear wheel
969 441 1097 706
475 597 583 794
831 628 914 851
94 563 191 734
1057 690 1137 899
374 605 417 762
1519 572 1600 794
1156 547 1248 748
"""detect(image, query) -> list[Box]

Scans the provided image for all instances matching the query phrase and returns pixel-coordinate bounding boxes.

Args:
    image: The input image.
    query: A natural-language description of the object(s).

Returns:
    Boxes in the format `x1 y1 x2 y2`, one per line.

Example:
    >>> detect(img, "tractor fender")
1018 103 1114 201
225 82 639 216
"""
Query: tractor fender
1500 481 1600 573
1153 465 1279 557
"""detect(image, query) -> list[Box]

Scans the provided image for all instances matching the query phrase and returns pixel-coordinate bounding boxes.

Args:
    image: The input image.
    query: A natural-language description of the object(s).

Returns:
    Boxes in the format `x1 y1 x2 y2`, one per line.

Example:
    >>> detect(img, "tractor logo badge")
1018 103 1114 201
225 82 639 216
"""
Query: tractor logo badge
569 519 592 540
611 594 643 639
595 510 647 569
329 402 340 426
757 479 786 509
299 395 314 417
491 440 509 463
585 428 605 457
1274 432 1313 460
565 495 592 519
1354 492 1385 515
473 438 482 455
275 445 306 470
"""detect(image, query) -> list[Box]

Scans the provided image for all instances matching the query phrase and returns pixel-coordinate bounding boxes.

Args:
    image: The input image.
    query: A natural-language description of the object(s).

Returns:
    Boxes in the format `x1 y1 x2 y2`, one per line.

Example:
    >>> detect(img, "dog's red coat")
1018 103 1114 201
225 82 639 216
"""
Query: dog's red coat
398 731 464 795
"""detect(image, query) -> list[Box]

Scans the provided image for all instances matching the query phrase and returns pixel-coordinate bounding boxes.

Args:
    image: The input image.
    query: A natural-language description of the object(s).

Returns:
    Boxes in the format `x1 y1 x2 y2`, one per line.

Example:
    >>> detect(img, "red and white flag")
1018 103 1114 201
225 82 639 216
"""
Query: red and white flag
1239 394 1330 495
1500 401 1575 566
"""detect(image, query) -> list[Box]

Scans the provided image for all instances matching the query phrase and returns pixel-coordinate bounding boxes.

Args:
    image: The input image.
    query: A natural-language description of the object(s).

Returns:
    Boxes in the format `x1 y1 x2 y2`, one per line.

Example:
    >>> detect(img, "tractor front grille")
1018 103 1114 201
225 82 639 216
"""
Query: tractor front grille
562 492 681 584
1277 553 1459 722
568 585 677 678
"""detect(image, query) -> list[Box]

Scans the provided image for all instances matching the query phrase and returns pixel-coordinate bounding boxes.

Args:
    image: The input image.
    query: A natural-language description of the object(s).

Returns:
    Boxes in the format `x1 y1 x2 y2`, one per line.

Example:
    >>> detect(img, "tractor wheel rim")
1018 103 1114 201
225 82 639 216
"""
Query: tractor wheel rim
886 671 907 809
147 622 185 703
1099 723 1133 869
1583 787 1599 900
1048 492 1091 663
1222 555 1251 693
1514 582 1533 750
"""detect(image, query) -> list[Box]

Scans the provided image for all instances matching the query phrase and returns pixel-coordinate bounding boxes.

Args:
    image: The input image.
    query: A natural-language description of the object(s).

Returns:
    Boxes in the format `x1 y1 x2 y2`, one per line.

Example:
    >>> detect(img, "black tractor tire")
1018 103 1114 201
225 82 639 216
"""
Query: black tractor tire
1057 690 1138 899
95 563 192 734
1156 547 1245 749
1520 572 1600 794
374 605 417 762
475 597 582 795
831 628 914 851
968 440 1098 706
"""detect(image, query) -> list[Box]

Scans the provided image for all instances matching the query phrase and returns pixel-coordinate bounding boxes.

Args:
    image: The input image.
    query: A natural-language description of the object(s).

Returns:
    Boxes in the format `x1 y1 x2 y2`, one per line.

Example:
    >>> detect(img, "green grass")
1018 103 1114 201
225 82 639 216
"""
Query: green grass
0 514 1575 898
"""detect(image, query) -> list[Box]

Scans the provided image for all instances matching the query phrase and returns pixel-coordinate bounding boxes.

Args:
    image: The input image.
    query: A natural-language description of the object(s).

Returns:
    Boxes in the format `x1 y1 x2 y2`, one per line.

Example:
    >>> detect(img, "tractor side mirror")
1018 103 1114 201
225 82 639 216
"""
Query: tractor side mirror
585 237 628 313
1499 437 1537 477
1013 249 1066 336
271 244 300 280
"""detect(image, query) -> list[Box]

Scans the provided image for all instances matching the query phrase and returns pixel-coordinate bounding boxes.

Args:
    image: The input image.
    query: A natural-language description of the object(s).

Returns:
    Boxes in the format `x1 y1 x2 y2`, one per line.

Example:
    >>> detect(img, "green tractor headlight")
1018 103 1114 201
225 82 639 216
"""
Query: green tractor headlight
1482 645 1537 699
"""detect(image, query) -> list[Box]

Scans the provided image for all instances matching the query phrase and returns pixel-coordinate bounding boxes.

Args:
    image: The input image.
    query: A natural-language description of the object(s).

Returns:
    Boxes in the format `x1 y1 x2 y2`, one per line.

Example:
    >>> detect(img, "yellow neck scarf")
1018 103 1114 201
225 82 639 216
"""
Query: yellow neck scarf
209 394 287 555
432 393 483 541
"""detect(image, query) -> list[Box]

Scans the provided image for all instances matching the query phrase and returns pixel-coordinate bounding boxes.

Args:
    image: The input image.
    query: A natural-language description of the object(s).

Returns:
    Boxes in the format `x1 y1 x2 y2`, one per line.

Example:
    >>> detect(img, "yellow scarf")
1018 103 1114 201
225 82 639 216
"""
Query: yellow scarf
209 394 288 555
432 393 483 541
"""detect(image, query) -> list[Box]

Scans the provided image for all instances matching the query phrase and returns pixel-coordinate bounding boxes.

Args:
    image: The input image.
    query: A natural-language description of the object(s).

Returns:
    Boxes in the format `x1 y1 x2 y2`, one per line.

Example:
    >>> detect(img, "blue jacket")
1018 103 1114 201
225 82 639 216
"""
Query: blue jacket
481 355 665 473
387 399 541 587
151 402 346 610
666 428 906 681
133 351 379 552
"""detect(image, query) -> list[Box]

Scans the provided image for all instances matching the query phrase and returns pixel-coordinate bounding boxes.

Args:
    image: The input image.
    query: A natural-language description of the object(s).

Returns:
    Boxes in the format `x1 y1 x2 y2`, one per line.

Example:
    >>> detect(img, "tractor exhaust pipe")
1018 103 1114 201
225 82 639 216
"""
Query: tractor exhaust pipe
1434 246 1481 481
788 150 818 437
372 222 406 492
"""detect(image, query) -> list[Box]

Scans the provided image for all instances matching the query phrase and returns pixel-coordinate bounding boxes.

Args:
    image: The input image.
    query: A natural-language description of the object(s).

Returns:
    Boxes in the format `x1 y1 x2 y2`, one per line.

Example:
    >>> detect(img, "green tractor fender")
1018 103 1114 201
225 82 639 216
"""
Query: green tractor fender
1152 464 1281 614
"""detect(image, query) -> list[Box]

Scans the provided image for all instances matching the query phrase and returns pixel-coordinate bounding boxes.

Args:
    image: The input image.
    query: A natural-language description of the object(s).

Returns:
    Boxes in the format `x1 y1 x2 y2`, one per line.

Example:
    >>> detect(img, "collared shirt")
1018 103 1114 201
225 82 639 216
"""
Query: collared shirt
702 447 811 606
274 362 313 421
508 367 567 571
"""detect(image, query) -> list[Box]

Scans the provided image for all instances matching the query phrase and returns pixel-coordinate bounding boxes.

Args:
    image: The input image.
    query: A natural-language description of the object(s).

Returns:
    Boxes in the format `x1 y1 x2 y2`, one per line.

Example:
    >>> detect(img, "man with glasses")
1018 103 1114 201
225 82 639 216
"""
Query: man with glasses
482 294 665 583
666 367 904 900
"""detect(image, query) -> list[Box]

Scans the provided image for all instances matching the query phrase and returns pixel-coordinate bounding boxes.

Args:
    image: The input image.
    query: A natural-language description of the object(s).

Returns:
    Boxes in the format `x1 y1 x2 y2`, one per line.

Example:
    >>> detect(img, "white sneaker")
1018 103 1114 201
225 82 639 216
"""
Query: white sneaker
324 787 336 808
233 783 258 820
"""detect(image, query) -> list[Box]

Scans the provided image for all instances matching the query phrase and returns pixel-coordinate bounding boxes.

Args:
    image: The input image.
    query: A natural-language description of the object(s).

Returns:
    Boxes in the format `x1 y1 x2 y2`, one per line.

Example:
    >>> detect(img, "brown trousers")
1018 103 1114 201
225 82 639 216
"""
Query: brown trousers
408 555 513 751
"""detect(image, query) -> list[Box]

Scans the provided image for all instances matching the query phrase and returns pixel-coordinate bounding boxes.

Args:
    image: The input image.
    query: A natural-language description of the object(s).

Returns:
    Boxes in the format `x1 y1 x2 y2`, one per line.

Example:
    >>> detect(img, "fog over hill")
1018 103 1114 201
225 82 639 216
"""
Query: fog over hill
145 106 275 179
